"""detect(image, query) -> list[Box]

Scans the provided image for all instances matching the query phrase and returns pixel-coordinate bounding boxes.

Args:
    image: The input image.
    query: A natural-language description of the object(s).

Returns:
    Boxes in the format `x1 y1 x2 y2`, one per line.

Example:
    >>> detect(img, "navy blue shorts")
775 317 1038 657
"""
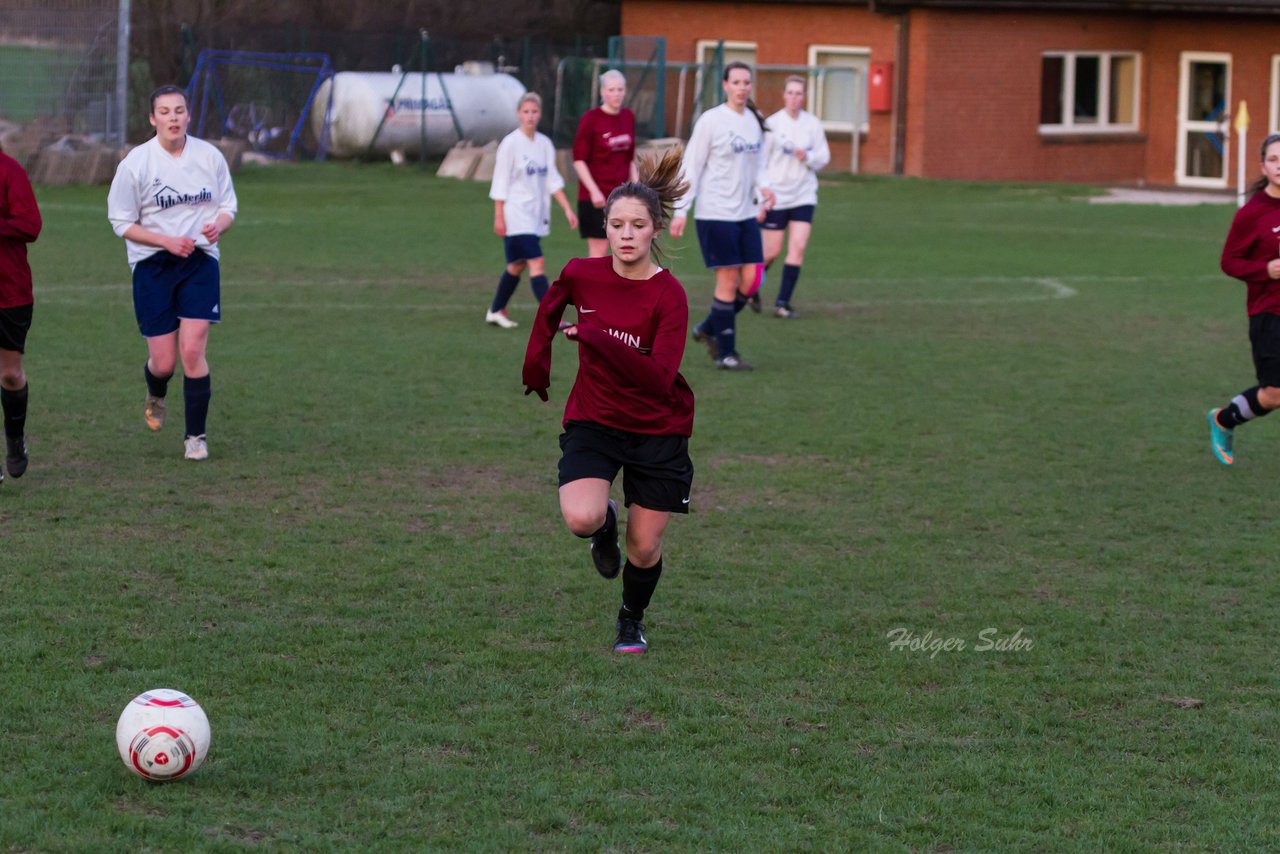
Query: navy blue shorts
762 204 816 230
558 421 694 514
132 250 221 338
694 218 763 269
504 234 543 264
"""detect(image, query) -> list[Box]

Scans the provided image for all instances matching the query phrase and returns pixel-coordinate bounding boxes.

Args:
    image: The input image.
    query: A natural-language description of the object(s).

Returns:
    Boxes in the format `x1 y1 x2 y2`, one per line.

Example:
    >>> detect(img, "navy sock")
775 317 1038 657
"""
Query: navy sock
777 264 801 306
711 299 736 357
1217 386 1270 429
490 272 520 313
530 274 549 302
1 383 27 439
144 363 171 399
184 374 211 438
620 557 663 623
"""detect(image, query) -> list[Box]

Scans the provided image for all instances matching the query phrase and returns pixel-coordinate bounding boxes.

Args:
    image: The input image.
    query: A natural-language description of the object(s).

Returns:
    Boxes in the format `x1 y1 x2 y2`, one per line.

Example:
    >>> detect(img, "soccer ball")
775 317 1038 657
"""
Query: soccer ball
115 689 211 782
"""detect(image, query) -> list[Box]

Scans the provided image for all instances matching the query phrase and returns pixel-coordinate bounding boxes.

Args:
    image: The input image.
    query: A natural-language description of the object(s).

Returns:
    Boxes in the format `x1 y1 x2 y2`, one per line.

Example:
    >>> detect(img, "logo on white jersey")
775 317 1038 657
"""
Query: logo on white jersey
730 134 762 155
154 185 212 210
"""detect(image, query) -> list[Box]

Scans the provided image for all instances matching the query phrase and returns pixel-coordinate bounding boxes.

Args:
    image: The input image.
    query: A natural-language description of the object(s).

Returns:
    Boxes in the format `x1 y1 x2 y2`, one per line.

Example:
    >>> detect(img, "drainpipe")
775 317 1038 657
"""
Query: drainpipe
893 10 909 175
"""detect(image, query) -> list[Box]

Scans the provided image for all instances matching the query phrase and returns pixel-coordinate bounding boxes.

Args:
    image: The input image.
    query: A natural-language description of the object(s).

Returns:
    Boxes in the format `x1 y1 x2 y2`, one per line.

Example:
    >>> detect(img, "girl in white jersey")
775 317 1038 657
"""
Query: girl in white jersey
107 85 237 461
758 75 830 318
485 92 577 329
671 62 774 371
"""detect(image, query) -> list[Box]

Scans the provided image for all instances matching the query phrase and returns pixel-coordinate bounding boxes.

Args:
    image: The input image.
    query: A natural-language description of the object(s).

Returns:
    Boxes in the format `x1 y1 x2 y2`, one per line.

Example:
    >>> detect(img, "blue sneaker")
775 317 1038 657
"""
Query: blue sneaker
613 617 648 654
1207 408 1234 466
691 323 719 359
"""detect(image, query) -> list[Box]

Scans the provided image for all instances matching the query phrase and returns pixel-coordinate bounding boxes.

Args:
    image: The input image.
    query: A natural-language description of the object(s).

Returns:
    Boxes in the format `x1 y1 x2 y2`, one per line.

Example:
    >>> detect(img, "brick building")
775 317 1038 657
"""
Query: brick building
620 0 1280 187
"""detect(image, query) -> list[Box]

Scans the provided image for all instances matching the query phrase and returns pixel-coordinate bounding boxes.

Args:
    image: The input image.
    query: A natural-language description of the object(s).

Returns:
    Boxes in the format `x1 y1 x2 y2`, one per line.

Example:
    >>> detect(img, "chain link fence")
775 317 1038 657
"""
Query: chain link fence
0 0 125 168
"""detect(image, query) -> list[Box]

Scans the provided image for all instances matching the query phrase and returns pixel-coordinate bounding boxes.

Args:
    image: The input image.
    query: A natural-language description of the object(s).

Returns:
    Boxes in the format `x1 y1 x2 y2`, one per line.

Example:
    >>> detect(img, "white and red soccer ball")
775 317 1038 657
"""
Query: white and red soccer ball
115 689 211 782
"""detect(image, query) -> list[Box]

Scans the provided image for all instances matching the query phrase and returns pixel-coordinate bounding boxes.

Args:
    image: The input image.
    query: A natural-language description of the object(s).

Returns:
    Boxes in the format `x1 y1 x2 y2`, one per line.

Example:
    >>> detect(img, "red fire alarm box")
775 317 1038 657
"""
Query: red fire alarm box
868 62 893 113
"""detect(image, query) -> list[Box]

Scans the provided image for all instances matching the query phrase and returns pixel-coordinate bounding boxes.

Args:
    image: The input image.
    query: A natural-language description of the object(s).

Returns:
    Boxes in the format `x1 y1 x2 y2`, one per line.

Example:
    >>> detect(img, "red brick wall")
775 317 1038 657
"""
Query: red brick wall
623 1 1280 186
622 1 901 175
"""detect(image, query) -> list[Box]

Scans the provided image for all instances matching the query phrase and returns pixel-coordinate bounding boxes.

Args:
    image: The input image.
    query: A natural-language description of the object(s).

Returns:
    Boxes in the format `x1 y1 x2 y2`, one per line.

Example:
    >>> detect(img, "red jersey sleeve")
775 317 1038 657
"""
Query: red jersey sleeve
521 263 575 395
573 277 688 397
571 110 595 164
1221 203 1272 285
0 157 41 243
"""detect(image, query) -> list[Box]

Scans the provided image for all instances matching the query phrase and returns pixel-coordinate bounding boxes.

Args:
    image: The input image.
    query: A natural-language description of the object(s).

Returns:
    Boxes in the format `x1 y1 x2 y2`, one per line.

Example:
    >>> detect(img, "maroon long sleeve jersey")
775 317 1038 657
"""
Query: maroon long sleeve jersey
522 256 695 437
0 150 42 308
1221 190 1280 317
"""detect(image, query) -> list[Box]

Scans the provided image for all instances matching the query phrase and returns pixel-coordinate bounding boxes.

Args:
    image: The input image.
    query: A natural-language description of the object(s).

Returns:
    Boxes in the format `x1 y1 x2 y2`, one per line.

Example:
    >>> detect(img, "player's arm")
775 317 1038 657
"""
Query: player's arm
807 119 831 172
671 119 709 236
553 189 578 229
0 162 41 242
754 129 776 210
522 265 575 400
574 285 688 396
490 139 512 236
571 117 605 207
203 159 237 244
1221 210 1273 283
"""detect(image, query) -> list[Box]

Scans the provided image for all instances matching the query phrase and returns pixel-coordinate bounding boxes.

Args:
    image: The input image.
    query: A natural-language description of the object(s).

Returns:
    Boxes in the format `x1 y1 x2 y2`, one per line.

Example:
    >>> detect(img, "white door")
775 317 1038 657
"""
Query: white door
1176 52 1231 188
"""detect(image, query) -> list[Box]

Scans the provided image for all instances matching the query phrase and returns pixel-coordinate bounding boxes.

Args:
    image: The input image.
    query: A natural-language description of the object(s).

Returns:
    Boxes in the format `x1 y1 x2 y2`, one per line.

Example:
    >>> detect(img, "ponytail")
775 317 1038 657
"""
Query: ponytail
746 98 768 135
604 146 689 260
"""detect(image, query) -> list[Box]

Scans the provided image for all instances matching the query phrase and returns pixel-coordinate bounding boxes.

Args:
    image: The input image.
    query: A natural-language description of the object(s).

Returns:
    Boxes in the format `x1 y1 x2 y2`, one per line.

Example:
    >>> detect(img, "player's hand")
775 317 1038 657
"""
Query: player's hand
524 385 548 402
201 221 224 244
494 218 506 237
756 206 767 223
167 236 196 257
794 148 807 163
561 323 580 341
669 216 686 239
590 189 606 208
1268 259 1280 280
565 207 579 229
759 188 776 211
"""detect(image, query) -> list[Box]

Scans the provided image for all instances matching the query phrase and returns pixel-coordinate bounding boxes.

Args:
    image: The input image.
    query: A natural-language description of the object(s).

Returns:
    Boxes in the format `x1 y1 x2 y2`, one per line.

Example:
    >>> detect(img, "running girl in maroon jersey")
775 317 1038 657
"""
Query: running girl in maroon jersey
0 144 42 485
1208 133 1280 465
572 69 639 258
523 148 692 654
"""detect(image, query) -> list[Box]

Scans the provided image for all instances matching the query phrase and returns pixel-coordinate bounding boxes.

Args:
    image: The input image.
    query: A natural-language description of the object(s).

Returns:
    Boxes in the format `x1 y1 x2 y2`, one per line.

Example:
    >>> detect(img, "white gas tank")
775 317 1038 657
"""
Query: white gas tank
314 71 526 158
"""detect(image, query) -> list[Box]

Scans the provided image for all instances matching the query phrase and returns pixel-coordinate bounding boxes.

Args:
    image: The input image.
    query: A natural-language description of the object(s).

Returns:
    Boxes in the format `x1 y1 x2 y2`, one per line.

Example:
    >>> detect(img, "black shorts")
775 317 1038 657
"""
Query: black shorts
0 303 33 353
578 199 606 239
558 421 694 513
762 204 816 230
1250 312 1280 387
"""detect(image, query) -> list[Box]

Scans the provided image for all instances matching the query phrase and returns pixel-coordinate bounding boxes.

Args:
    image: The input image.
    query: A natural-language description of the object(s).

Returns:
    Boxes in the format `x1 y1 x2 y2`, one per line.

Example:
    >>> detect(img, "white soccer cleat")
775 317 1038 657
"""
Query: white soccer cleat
485 309 519 329
183 435 208 461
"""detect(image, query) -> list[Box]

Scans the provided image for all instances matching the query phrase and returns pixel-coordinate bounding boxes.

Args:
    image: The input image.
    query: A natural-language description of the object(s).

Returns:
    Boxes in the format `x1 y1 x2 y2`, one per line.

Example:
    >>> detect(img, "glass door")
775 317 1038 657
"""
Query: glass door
1177 53 1231 188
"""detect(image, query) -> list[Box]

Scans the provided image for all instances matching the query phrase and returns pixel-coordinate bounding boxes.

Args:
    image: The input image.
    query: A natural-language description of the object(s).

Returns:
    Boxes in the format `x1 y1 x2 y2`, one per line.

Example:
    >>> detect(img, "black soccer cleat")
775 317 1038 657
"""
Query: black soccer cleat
691 323 719 360
613 617 648 654
590 499 622 579
748 291 762 313
5 435 28 478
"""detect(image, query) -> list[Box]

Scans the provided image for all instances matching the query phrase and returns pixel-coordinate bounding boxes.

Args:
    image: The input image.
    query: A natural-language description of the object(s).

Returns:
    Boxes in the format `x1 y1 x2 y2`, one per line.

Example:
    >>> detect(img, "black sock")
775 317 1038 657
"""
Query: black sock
144 363 171 399
490 272 520 313
733 295 748 314
1 383 28 439
620 557 663 623
1217 386 1270 429
530 274 549 302
777 264 801 306
711 299 736 358
184 374 211 438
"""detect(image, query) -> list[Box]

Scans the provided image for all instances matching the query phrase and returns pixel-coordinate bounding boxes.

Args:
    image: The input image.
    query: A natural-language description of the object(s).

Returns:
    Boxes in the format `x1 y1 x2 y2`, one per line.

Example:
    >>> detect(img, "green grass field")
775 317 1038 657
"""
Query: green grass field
4 163 1278 850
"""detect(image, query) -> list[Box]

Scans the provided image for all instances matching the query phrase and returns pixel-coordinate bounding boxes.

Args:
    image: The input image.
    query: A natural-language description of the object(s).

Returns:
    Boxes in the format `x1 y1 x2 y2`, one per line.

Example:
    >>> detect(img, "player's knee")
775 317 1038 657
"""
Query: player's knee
1261 386 1280 410
563 506 607 538
506 261 527 276
0 367 24 389
627 539 662 568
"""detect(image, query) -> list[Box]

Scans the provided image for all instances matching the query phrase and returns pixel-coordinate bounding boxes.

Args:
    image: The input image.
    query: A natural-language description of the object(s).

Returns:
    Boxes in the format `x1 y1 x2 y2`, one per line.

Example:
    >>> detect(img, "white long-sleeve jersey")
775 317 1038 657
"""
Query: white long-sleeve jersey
763 109 831 210
107 135 237 270
675 103 770 222
489 129 565 237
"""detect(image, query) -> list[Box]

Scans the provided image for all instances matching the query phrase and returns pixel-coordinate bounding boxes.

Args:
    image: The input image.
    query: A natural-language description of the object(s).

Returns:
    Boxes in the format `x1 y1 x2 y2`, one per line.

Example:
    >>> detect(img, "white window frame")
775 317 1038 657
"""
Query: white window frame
807 44 870 134
1039 50 1142 135
1270 54 1280 134
695 39 758 70
1176 51 1231 189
